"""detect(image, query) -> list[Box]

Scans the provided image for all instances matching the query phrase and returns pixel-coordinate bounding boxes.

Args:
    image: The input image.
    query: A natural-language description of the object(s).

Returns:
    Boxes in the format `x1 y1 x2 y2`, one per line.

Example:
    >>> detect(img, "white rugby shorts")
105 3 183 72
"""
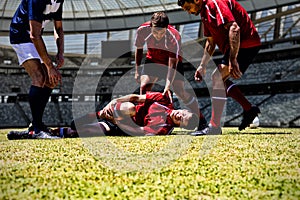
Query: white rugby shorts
12 43 42 65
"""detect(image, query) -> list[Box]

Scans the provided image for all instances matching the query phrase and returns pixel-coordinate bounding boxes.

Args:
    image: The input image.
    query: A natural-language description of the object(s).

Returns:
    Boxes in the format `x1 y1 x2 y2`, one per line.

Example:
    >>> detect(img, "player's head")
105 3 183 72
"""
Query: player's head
177 0 202 16
170 109 198 130
150 12 169 41
113 102 136 120
151 12 169 28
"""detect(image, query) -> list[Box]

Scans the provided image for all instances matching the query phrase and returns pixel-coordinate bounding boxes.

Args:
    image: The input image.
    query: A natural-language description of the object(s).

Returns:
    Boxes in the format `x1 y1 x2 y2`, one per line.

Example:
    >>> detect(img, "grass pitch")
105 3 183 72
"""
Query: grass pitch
0 127 299 199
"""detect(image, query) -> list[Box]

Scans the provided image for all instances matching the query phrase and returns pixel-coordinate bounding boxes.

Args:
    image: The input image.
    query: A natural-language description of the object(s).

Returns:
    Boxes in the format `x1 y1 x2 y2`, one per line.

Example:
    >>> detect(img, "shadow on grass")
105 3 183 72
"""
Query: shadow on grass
173 127 295 136
242 132 292 135
226 128 293 135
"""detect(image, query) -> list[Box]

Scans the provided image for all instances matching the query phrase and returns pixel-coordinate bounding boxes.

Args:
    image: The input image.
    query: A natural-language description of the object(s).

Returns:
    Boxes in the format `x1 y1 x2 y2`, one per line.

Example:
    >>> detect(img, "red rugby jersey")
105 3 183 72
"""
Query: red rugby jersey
134 92 175 135
200 0 261 53
135 21 183 65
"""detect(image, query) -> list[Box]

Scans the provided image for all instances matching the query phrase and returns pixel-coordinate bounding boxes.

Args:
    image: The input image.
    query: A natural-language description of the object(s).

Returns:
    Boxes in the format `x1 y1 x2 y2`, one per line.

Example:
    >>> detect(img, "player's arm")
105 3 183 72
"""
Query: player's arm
164 57 177 95
194 37 215 82
53 20 64 69
115 93 146 103
29 20 53 69
29 20 61 85
225 21 242 79
100 94 147 119
135 48 143 83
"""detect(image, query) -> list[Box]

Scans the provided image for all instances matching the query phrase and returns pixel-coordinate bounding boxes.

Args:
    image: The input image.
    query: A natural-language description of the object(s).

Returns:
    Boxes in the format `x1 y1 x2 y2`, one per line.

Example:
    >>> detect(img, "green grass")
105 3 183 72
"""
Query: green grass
0 127 299 199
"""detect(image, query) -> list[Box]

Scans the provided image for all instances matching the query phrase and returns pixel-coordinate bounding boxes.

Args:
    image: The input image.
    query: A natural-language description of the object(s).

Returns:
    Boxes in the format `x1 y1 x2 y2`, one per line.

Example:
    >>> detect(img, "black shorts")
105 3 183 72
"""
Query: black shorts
98 119 130 136
70 115 130 136
141 59 184 81
220 46 260 74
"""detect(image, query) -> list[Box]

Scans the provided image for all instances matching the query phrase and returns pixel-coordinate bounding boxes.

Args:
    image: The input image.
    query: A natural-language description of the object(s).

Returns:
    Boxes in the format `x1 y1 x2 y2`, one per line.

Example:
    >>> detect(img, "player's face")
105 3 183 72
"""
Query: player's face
181 1 201 16
170 109 193 127
151 27 167 41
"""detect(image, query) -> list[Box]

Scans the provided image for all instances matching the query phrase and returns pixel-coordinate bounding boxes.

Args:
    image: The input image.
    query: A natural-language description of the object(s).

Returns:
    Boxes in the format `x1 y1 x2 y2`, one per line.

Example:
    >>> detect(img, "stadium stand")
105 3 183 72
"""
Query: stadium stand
0 103 28 127
0 1 299 128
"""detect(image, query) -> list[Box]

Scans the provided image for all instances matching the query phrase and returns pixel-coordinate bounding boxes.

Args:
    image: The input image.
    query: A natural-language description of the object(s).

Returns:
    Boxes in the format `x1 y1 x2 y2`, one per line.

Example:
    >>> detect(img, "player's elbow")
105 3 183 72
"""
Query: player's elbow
129 94 142 103
30 32 41 42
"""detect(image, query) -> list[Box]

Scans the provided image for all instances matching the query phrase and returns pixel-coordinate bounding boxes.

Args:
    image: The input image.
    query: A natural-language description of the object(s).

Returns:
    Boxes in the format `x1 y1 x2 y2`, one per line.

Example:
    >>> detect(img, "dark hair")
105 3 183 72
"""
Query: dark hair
151 12 169 28
177 0 194 7
184 113 199 130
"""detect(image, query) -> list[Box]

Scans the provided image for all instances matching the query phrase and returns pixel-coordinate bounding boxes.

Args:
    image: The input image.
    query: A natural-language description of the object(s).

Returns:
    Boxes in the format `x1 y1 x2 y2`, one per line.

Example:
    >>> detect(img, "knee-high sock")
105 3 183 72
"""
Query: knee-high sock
210 89 227 127
225 80 251 111
29 85 52 133
40 86 52 116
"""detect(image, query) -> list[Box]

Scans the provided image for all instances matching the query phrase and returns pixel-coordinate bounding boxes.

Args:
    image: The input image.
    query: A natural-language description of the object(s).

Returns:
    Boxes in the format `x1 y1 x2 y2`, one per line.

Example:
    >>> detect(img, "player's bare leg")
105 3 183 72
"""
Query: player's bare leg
210 67 227 130
140 74 158 94
22 59 59 138
23 59 47 87
218 63 260 130
217 64 231 81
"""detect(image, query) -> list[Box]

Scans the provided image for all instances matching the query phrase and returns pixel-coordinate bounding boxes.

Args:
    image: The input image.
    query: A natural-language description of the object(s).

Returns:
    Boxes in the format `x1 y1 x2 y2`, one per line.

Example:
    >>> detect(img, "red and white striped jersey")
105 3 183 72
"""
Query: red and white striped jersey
134 92 175 135
135 21 183 65
200 0 261 53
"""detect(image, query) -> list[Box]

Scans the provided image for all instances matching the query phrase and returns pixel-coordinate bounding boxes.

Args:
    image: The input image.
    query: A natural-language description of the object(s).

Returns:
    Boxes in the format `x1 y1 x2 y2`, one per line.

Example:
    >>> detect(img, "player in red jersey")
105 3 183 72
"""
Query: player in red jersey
93 92 198 136
7 92 198 139
134 12 207 131
178 0 261 135
58 92 198 136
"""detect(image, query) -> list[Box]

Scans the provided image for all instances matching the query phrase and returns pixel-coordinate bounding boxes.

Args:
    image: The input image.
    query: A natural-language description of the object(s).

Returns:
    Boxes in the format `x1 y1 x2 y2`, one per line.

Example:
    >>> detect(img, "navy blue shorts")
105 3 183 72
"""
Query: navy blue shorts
220 46 260 74
142 59 185 81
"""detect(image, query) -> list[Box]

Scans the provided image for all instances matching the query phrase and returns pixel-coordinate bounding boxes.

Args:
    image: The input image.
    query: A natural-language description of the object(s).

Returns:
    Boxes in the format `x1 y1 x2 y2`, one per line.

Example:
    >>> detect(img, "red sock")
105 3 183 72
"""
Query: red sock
225 81 252 111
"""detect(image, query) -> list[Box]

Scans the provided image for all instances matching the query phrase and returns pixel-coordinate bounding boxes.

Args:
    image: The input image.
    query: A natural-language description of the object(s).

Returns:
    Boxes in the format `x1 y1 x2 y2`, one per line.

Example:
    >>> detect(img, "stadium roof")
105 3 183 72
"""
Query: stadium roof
0 0 299 33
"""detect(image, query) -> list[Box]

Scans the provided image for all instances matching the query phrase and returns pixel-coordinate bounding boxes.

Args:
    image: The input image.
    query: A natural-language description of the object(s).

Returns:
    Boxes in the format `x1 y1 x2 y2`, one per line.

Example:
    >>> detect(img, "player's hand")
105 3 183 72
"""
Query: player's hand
48 67 62 86
56 54 64 69
103 100 116 119
101 106 114 120
229 59 242 79
135 71 141 83
194 65 206 82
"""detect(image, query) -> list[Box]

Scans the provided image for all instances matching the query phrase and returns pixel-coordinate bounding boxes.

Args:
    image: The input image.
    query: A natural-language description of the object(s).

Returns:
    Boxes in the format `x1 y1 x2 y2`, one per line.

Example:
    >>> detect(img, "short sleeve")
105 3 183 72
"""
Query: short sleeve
143 113 174 135
28 0 45 23
145 92 172 106
214 0 235 26
52 2 63 21
135 27 146 48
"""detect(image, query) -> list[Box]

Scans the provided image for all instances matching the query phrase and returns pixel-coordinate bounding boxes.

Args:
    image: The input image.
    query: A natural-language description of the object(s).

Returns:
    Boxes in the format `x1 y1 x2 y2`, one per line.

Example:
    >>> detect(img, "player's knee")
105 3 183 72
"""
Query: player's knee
211 64 230 89
44 82 58 89
230 22 240 33
140 82 147 90
140 83 153 94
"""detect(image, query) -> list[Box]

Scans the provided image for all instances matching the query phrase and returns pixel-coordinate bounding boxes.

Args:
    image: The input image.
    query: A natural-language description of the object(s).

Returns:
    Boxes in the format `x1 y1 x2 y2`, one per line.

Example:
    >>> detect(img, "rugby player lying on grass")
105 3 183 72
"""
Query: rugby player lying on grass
7 92 198 139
